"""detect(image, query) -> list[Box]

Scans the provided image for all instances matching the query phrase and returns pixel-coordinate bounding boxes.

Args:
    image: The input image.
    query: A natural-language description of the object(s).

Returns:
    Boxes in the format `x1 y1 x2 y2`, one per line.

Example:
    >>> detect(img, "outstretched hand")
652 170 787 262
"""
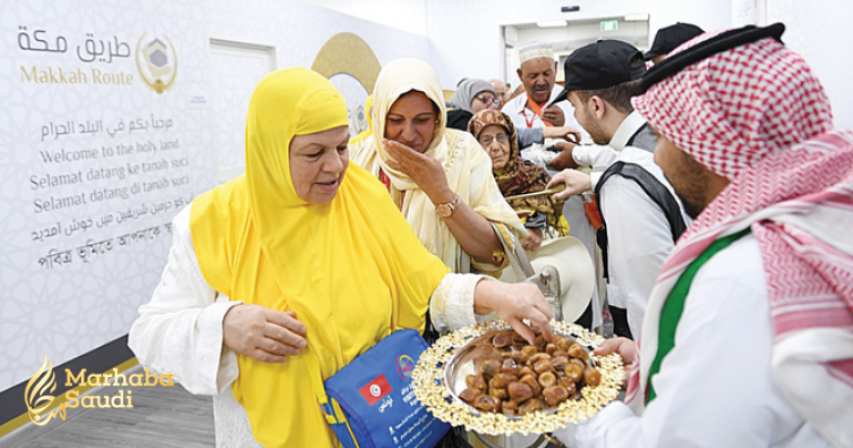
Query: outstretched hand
547 169 591 201
522 227 543 252
223 304 308 363
543 126 581 144
546 141 579 171
474 280 553 344
594 337 638 369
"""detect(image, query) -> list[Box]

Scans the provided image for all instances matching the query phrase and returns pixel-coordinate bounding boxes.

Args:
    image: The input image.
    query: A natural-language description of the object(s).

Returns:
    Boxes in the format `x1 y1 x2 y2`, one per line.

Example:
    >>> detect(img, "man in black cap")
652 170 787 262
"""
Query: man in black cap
551 39 656 154
644 22 704 63
547 40 689 340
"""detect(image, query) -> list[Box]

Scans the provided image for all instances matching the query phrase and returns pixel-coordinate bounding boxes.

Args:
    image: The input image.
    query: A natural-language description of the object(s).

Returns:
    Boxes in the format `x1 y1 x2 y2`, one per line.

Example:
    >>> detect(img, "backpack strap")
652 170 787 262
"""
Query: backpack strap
625 123 649 148
594 161 687 281
305 351 362 448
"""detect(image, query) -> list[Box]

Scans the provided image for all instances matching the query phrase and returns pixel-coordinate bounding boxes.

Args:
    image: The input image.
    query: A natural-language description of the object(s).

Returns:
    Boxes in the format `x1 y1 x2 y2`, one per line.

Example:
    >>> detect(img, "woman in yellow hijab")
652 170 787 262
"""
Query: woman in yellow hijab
351 58 525 275
129 68 553 448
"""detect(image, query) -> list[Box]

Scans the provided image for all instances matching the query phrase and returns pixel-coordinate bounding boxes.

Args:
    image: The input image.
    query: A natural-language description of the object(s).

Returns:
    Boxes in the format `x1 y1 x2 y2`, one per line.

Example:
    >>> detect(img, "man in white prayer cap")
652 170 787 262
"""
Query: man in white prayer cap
503 42 584 169
503 41 602 330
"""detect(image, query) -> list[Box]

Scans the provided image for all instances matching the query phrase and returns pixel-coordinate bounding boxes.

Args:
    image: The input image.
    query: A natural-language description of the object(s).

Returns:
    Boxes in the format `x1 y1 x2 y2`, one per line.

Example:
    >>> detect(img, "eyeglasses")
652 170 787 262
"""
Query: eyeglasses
479 133 509 146
474 94 500 108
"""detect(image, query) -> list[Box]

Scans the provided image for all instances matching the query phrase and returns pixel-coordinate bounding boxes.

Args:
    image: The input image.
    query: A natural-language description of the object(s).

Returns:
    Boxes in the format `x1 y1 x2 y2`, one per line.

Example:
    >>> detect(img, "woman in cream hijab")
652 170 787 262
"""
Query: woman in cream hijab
352 58 525 275
129 68 552 448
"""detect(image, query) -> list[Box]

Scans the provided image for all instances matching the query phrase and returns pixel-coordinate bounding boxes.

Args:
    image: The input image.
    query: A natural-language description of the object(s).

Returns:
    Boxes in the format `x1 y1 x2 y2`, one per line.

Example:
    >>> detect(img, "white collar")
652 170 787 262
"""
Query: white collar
610 111 647 151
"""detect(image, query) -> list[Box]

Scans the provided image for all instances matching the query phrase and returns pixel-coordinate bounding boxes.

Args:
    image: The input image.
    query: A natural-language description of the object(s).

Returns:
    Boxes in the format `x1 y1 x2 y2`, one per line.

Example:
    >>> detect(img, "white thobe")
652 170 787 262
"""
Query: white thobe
557 234 831 448
502 89 583 170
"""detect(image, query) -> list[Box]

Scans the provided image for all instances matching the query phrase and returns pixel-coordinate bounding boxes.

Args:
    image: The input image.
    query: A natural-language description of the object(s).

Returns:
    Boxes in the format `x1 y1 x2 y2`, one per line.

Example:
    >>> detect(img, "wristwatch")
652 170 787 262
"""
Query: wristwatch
435 195 461 219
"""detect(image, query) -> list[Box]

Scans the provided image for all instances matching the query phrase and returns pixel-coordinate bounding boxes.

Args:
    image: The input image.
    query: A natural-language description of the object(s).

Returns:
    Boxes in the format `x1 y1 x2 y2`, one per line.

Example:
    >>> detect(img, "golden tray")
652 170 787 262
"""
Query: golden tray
412 319 624 436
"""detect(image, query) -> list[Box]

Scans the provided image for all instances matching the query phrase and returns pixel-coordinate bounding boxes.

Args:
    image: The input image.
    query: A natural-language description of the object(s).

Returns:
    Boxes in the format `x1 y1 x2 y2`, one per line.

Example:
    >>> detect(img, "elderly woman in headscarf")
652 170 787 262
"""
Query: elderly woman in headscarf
129 68 553 448
352 58 526 275
446 78 500 130
469 109 570 252
446 77 581 148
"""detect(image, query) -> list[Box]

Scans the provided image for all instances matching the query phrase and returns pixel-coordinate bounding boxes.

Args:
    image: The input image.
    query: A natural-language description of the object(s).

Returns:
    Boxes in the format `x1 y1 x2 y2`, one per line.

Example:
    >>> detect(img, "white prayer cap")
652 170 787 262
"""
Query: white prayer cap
518 42 554 64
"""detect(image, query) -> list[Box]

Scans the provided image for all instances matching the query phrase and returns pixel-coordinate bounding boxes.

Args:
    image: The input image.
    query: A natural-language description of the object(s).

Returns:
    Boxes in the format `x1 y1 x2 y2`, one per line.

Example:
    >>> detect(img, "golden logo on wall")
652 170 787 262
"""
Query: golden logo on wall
24 354 175 425
312 32 381 94
312 32 381 135
135 33 178 94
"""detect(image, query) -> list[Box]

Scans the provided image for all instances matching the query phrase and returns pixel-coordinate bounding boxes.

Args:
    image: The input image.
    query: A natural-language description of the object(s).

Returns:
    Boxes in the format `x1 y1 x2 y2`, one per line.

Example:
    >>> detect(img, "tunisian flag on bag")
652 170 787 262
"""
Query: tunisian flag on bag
358 374 392 406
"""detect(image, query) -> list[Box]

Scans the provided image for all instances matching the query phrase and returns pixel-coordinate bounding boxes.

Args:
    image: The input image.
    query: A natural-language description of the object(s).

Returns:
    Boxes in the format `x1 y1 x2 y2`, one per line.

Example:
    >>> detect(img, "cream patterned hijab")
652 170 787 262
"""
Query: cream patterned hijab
352 58 523 272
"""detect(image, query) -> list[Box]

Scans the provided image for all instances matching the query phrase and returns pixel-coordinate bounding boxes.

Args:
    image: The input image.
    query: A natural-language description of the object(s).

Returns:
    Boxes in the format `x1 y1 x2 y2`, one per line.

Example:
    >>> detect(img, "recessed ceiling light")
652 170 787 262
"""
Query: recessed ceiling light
537 20 568 28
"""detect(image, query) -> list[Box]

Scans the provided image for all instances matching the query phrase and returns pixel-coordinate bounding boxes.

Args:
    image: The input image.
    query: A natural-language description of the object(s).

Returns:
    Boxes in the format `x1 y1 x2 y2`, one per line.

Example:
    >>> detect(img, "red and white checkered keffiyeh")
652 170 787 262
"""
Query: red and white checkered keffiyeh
629 33 853 446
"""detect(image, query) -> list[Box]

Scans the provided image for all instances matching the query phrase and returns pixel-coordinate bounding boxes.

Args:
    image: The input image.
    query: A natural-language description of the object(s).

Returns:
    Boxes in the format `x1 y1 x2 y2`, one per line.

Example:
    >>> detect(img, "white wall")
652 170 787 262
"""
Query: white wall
297 0 428 36
766 0 853 128
514 21 649 52
423 0 851 128
512 19 649 83
425 0 732 89
0 0 438 394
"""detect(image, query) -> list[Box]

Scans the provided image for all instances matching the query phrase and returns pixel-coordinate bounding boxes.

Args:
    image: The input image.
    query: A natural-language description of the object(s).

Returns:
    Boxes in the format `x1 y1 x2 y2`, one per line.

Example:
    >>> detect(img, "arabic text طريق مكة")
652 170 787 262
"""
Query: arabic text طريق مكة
18 26 132 64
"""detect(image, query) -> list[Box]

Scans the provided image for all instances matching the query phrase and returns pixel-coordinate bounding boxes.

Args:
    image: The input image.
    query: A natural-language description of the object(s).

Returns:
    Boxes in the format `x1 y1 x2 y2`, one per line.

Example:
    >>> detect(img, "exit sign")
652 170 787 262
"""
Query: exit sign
600 20 619 32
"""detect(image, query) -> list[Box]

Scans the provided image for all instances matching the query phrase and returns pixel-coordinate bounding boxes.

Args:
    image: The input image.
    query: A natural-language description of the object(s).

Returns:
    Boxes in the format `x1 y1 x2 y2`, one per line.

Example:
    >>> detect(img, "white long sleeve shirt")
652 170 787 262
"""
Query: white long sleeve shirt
503 89 586 171
128 205 484 447
570 114 689 336
557 234 831 448
597 147 689 337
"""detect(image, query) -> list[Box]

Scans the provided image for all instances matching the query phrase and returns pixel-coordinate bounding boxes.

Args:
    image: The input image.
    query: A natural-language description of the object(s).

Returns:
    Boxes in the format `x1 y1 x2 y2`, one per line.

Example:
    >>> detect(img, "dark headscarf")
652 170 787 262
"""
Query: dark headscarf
468 110 568 235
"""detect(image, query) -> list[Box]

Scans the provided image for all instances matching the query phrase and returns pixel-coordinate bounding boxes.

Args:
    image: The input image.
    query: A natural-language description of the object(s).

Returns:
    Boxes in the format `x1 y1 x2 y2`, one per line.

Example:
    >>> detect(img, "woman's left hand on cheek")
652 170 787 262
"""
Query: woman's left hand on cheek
384 139 450 199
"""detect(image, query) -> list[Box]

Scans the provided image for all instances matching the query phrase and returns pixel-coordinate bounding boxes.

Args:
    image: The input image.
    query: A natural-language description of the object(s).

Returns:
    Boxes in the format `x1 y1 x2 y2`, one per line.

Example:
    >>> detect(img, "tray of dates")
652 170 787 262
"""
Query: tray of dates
412 320 624 436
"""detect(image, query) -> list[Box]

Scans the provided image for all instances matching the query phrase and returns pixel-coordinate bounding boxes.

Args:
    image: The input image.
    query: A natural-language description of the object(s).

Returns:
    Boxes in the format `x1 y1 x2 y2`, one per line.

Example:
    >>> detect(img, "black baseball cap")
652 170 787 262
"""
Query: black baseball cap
638 23 785 94
644 22 705 61
552 40 646 104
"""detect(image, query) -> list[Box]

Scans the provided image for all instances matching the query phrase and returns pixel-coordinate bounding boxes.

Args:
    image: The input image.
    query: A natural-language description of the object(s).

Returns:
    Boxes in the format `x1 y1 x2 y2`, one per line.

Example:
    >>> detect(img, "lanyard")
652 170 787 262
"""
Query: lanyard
379 169 406 211
525 96 553 127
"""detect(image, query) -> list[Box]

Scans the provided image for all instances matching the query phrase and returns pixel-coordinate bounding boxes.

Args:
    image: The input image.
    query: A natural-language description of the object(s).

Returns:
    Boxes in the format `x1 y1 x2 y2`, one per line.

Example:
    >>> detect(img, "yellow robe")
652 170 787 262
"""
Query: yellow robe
190 68 449 448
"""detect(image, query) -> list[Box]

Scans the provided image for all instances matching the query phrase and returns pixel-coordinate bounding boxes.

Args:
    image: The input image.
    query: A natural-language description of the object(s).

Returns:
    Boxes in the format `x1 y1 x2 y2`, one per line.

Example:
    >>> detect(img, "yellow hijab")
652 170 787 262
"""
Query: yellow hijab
190 68 449 448
351 58 524 272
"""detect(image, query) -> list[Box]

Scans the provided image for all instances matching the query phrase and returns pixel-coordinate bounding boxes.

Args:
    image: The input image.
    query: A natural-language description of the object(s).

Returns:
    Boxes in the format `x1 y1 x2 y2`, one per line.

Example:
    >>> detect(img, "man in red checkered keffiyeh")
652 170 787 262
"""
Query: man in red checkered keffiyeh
556 24 853 448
